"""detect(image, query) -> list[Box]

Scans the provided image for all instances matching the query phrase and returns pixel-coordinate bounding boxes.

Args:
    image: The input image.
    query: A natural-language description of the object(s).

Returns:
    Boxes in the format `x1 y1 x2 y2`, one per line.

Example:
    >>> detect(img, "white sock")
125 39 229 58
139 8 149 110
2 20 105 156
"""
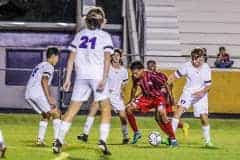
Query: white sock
100 123 110 142
171 118 179 132
121 124 128 139
202 125 211 143
38 121 48 141
52 119 61 140
0 130 4 143
58 121 71 144
83 116 95 135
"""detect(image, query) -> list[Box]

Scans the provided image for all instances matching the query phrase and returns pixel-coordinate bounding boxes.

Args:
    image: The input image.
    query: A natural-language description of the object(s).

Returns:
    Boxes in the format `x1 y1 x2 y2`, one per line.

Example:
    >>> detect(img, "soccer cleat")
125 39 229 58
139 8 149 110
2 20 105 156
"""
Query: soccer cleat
36 138 46 146
205 141 214 148
182 123 190 137
77 133 88 142
122 138 130 144
169 139 178 148
98 140 111 155
52 139 62 154
131 132 142 144
0 143 6 158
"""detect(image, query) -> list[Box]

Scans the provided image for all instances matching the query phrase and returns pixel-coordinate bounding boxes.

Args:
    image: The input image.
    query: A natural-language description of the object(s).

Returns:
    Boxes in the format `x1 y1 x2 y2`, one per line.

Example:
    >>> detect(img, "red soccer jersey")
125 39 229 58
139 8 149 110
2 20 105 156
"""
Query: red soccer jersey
135 71 167 97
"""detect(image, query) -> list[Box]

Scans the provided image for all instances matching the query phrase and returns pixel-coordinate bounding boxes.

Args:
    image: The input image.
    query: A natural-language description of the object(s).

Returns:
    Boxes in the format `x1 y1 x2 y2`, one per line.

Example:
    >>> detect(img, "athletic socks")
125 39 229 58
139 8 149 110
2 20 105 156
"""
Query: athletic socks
52 119 61 140
38 121 48 141
83 116 95 135
121 124 129 139
100 123 110 142
171 118 179 133
202 125 211 143
57 121 71 144
126 113 138 132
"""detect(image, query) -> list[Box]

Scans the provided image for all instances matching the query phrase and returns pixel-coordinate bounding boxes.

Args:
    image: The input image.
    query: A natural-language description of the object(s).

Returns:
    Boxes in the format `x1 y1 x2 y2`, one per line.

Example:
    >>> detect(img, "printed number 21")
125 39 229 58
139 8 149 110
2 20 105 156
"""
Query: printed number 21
79 36 97 49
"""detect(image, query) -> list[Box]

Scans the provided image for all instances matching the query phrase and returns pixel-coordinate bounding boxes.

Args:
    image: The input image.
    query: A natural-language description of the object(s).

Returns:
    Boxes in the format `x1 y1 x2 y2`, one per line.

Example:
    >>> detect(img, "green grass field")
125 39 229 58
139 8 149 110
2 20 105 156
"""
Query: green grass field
1 113 240 160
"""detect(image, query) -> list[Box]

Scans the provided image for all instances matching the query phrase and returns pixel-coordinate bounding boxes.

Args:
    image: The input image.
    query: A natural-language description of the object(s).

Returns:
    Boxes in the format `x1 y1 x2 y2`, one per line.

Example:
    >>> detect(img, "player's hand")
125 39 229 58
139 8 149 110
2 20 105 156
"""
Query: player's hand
48 96 57 106
63 80 71 92
97 79 106 92
192 90 205 98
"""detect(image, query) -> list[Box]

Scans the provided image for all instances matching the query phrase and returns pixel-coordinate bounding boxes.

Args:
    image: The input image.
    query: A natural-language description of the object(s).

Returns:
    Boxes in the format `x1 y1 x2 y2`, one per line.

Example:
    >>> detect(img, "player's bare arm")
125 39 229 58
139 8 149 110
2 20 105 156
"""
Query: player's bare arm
41 76 56 106
167 73 178 85
63 52 76 91
97 51 111 92
192 85 211 98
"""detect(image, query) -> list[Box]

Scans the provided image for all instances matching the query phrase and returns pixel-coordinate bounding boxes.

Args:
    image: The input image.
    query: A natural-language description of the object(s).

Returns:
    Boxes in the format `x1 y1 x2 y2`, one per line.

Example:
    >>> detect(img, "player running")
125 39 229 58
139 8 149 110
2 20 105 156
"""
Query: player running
25 47 61 146
77 48 129 144
126 61 178 147
0 130 6 158
168 48 213 147
146 60 190 137
52 7 114 155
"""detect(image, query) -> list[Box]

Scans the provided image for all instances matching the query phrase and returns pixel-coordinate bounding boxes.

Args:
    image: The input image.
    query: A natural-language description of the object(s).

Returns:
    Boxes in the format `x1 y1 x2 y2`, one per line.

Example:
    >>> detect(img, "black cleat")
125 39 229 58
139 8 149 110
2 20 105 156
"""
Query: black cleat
0 143 6 158
52 139 62 154
98 140 111 155
77 133 88 142
122 138 130 144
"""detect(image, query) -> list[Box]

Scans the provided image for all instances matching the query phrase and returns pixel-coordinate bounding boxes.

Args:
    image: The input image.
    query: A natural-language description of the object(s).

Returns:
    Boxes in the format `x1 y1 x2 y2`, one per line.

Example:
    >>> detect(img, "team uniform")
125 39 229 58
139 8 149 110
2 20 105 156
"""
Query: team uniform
68 28 114 102
25 62 54 114
175 61 211 117
108 66 128 112
132 71 169 112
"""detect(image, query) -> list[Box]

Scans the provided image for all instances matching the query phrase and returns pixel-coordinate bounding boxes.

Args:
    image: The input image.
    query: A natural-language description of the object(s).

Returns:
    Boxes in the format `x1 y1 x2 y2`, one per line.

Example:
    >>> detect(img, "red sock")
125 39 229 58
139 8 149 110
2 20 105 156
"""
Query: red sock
161 121 176 139
178 122 183 129
127 113 138 132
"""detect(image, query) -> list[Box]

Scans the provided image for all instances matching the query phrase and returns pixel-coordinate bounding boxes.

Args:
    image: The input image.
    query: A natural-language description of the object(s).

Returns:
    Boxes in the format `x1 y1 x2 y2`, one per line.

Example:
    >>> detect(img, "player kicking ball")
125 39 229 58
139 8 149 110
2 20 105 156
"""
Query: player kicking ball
168 48 213 147
0 130 6 158
52 7 114 155
126 61 178 147
77 49 129 144
25 47 61 146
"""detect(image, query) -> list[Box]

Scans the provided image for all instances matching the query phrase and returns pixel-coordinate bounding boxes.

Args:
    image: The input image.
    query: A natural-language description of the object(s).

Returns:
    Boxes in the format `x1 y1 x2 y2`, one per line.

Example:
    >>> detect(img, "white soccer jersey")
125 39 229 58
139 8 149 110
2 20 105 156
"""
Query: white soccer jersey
175 61 212 93
108 66 128 96
68 28 114 80
25 62 54 98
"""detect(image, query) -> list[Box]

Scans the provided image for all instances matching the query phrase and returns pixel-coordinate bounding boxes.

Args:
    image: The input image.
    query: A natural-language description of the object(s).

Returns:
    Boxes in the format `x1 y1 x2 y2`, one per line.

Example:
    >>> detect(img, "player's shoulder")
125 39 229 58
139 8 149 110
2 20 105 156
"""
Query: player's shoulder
203 63 211 70
41 62 54 70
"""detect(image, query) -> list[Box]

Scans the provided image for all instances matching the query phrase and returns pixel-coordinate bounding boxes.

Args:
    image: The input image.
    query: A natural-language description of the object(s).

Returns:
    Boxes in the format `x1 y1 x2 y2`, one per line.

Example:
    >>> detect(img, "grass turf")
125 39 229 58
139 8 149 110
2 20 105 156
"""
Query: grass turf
0 113 240 160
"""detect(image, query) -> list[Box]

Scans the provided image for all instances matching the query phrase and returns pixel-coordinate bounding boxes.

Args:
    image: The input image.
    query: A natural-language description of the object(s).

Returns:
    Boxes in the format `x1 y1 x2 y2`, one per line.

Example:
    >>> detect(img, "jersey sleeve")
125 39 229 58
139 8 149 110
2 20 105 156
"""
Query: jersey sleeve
42 65 54 78
103 33 114 54
204 65 212 86
68 34 79 52
175 63 187 78
122 68 129 83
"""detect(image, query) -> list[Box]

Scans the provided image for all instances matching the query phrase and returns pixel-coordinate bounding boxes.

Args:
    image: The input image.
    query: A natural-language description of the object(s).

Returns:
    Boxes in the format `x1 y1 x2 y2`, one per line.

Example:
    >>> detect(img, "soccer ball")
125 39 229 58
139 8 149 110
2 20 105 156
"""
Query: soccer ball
148 131 162 146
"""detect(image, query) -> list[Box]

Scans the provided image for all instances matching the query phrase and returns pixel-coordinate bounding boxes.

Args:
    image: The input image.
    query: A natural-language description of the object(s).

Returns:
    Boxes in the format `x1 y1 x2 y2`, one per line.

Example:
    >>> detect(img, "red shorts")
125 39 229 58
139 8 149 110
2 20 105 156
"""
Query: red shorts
133 95 172 113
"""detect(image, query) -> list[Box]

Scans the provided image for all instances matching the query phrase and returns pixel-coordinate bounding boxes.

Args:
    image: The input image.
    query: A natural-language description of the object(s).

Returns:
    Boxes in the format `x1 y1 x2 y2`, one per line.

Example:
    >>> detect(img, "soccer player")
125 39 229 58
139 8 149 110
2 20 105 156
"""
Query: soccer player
0 130 6 158
146 60 189 137
168 48 213 147
77 48 129 144
25 47 61 145
126 61 178 147
52 7 113 155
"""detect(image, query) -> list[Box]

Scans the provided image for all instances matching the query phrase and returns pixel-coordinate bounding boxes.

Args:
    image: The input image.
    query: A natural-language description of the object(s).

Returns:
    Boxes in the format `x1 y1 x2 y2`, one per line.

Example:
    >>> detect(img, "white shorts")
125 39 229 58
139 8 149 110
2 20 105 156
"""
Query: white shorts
26 96 51 114
71 79 109 102
178 91 208 117
109 93 125 113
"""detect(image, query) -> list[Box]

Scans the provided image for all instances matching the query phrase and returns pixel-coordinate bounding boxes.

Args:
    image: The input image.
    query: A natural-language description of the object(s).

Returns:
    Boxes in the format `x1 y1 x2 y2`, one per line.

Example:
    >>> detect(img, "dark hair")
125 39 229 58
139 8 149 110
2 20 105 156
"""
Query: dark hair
86 7 105 30
219 46 226 52
191 48 204 60
147 60 156 66
112 48 123 65
130 61 144 70
46 47 60 59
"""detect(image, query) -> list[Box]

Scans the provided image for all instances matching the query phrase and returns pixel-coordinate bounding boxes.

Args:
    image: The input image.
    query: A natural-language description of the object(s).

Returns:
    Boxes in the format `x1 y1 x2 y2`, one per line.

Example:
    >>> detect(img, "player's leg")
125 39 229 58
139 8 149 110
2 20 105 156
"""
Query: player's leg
53 80 91 153
118 110 129 144
78 101 99 142
50 107 61 142
193 95 212 147
37 113 50 145
0 130 7 158
155 103 177 147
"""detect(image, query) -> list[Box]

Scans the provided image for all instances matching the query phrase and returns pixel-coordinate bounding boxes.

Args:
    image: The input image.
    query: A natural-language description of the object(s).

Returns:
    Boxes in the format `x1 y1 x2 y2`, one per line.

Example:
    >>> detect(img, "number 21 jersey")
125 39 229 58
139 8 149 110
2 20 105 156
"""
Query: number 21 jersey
68 28 114 80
